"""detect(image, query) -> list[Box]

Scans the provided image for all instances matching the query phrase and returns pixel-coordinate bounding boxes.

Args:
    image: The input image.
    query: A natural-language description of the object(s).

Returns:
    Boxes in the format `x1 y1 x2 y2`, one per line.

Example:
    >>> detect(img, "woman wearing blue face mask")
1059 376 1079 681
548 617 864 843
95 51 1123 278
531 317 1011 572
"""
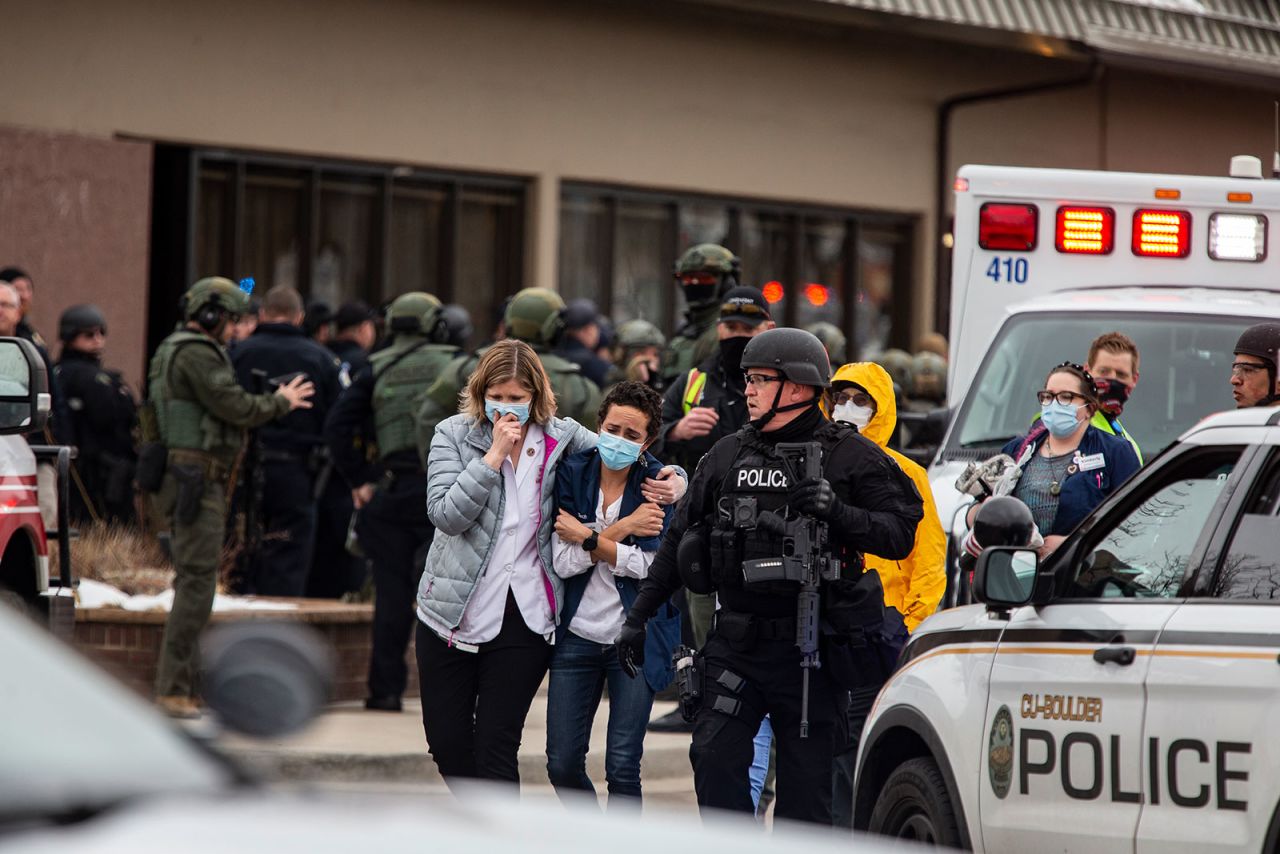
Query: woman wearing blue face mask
985 361 1140 558
545 381 682 806
417 340 687 789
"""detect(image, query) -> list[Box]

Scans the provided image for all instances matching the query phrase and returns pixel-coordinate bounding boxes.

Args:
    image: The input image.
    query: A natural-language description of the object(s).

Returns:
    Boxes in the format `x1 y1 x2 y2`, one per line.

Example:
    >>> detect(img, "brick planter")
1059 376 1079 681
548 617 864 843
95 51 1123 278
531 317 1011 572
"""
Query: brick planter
73 599 418 703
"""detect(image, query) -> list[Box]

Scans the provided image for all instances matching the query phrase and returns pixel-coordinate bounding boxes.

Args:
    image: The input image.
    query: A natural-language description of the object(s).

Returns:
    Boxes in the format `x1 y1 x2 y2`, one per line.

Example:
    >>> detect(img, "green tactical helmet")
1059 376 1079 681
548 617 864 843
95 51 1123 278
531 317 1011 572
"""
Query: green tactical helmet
616 319 666 351
674 244 740 308
875 348 915 394
912 350 947 401
181 277 252 324
805 322 847 365
504 287 567 347
386 291 445 339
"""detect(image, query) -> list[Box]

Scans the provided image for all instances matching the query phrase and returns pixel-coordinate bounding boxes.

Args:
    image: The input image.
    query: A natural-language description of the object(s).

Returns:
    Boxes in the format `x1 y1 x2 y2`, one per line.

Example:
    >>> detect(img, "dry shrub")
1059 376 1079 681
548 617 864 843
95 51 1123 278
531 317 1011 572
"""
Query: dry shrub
56 521 174 596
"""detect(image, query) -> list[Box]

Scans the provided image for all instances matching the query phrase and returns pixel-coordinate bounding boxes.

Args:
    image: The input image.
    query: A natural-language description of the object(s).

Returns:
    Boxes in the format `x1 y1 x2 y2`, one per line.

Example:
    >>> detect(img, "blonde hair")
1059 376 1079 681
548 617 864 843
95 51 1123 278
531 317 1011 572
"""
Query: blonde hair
461 338 557 424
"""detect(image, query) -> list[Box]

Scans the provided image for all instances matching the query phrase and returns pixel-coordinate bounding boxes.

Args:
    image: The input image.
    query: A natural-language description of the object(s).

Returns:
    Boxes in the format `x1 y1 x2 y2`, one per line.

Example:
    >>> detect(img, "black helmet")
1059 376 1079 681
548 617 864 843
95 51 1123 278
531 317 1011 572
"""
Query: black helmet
59 304 107 343
973 496 1036 549
741 327 832 388
440 303 474 348
1234 323 1280 369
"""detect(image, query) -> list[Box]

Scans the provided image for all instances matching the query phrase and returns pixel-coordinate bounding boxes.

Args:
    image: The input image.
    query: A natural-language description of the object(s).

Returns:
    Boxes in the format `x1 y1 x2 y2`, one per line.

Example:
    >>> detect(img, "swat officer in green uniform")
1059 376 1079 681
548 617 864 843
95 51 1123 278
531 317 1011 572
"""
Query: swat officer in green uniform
415 287 602 452
323 292 461 712
662 244 741 386
146 277 314 719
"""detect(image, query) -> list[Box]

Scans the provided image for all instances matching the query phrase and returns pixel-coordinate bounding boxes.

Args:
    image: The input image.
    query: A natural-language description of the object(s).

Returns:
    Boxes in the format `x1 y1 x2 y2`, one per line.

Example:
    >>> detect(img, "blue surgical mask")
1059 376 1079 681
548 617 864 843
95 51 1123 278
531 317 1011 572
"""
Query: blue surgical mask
1041 401 1083 438
597 431 643 471
485 399 531 425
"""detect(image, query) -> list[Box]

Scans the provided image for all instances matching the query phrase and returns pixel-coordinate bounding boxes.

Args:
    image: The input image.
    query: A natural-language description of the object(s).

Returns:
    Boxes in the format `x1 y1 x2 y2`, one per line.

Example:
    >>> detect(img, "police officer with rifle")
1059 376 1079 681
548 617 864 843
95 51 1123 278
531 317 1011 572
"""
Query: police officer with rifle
616 328 922 825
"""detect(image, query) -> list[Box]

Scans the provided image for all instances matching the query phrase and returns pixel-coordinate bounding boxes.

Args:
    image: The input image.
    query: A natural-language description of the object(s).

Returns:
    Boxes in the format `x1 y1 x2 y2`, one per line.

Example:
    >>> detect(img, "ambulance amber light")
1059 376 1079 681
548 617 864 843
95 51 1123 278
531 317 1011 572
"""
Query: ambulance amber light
1055 206 1114 254
1209 213 1266 262
1154 188 1181 200
978 203 1037 251
1132 210 1190 258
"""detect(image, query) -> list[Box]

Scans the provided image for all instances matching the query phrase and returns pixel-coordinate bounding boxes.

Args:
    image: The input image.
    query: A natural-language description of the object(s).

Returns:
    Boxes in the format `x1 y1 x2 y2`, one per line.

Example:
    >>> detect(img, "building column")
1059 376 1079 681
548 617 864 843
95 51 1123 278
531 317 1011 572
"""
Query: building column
527 172 560 291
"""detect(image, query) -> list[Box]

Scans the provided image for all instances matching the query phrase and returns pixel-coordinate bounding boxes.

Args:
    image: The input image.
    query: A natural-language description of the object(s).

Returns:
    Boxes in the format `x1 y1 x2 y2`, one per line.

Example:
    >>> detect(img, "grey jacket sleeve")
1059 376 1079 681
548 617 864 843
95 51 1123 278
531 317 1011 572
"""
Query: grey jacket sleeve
426 421 502 536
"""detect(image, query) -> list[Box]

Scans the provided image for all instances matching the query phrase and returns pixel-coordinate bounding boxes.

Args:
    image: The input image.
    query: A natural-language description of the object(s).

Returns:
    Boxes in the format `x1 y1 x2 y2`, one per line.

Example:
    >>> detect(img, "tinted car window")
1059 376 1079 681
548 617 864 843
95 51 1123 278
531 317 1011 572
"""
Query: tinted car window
1067 450 1241 598
1213 456 1280 600
950 312 1244 457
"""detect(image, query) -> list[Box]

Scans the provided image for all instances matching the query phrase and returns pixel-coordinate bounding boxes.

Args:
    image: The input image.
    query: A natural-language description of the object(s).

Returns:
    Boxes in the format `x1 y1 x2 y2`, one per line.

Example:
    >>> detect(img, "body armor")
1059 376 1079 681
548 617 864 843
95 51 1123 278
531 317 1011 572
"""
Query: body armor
149 331 237 456
370 338 457 460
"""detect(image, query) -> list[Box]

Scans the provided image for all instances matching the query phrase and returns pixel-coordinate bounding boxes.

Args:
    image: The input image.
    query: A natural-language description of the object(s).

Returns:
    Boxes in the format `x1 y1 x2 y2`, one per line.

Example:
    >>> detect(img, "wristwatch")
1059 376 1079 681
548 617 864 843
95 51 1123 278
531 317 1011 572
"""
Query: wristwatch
582 532 600 552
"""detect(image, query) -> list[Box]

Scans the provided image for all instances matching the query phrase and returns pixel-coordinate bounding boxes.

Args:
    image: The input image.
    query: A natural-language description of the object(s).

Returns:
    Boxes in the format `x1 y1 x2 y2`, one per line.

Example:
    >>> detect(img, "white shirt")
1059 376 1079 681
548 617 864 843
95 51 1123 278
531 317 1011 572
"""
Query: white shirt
431 423 557 649
552 490 655 646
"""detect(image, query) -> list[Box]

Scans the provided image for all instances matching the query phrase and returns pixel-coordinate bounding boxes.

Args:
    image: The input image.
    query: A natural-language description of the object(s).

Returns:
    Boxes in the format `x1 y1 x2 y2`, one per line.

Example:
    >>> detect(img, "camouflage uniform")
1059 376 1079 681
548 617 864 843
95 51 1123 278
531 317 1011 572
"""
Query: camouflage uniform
415 287 602 459
148 278 290 703
662 244 740 385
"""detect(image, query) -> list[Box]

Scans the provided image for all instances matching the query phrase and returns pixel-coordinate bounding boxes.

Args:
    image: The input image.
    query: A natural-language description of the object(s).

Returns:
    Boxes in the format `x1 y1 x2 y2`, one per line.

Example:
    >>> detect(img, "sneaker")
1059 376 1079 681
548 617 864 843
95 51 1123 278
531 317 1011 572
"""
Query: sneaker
647 708 693 733
156 695 201 720
364 695 403 712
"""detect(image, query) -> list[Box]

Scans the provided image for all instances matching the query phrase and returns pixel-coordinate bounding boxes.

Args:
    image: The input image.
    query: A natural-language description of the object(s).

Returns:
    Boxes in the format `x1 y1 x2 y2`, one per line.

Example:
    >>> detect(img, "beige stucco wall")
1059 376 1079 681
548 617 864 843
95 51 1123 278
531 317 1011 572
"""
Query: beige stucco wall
0 0 1276 373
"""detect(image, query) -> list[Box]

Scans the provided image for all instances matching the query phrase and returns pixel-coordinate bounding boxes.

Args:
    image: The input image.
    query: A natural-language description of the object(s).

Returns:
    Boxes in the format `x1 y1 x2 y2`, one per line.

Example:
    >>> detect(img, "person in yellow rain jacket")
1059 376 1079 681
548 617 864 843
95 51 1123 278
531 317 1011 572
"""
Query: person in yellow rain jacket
828 359 947 827
828 361 945 631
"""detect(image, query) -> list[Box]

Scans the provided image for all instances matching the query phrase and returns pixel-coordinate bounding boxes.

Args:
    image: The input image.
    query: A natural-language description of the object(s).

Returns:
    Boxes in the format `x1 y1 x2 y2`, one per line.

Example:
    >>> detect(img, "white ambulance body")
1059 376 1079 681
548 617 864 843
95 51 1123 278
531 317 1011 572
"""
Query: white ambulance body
931 160 1280 603
948 159 1280 404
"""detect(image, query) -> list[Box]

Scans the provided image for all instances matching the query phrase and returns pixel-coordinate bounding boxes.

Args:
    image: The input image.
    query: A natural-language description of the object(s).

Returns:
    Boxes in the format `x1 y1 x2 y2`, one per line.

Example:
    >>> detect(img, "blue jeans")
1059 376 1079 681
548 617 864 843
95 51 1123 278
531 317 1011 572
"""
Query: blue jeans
546 630 656 804
749 716 773 813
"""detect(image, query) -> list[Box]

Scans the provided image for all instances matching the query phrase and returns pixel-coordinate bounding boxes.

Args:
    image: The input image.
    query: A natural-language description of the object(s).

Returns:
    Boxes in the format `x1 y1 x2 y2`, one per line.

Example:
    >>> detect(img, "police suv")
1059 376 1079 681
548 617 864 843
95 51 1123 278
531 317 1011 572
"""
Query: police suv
932 157 1280 605
856 406 1280 853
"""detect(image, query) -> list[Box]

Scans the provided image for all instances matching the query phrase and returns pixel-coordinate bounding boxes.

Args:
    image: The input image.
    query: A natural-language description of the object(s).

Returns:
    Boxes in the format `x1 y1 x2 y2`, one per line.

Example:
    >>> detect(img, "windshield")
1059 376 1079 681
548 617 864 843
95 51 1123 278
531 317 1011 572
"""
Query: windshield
948 311 1246 457
0 605 234 824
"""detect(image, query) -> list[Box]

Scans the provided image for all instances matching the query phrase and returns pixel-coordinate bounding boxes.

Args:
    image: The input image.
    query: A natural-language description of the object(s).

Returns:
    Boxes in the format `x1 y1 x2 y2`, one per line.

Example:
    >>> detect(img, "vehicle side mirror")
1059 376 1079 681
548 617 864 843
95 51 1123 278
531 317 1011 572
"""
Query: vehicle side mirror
973 546 1042 610
0 338 49 435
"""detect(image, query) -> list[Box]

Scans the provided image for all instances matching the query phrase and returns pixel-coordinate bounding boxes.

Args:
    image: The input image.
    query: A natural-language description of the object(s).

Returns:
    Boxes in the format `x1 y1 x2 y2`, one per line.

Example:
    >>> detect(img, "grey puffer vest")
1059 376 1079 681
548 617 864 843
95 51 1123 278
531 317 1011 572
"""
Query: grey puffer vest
416 414 597 633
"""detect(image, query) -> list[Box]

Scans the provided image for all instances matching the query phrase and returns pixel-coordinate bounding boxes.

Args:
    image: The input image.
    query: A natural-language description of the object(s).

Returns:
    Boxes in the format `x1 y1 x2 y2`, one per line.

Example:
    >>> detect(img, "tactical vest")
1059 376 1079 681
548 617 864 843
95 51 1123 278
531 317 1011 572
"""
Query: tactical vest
538 350 597 426
148 330 237 455
371 338 457 460
708 420 852 593
663 304 719 383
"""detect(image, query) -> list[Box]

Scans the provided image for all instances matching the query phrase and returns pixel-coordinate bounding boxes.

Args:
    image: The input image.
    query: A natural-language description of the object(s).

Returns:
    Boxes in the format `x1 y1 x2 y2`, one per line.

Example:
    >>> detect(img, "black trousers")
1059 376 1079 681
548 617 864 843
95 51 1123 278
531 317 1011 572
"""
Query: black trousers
249 461 317 597
690 628 840 825
355 472 433 700
416 592 552 787
307 473 367 598
831 683 879 829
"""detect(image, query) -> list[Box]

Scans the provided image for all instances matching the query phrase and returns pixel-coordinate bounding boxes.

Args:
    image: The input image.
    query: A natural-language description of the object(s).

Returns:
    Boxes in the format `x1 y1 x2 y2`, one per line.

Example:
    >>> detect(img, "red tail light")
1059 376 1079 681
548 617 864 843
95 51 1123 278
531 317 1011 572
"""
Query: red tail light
1056 206 1114 255
1132 209 1191 258
979 203 1038 251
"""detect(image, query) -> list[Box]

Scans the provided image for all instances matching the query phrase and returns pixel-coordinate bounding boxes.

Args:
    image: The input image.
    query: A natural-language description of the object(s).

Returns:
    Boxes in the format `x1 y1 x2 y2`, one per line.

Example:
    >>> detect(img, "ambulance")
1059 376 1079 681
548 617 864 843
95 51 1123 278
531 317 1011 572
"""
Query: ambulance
930 156 1280 605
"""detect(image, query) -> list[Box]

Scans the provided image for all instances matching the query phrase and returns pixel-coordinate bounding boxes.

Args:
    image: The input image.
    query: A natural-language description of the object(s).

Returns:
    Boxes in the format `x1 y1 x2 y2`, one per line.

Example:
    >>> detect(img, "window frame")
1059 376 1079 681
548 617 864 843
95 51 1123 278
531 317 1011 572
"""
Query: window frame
1044 442 1257 602
1196 443 1280 600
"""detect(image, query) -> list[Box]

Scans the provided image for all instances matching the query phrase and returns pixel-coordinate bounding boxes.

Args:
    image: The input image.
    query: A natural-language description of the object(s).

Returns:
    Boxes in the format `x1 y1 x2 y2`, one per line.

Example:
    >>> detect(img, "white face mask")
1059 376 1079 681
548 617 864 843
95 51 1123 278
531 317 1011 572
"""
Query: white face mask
833 402 874 430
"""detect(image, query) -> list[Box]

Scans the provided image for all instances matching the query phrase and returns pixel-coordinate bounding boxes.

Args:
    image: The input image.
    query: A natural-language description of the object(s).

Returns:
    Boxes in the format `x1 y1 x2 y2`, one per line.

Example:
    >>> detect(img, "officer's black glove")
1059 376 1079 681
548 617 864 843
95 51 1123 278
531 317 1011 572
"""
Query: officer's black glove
789 478 836 520
615 616 646 679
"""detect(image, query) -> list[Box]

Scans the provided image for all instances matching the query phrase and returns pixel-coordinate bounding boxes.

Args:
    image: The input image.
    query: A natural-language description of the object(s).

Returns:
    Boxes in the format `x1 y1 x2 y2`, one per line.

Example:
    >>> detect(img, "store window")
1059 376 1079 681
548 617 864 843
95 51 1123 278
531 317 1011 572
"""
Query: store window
559 184 917 355
180 148 525 352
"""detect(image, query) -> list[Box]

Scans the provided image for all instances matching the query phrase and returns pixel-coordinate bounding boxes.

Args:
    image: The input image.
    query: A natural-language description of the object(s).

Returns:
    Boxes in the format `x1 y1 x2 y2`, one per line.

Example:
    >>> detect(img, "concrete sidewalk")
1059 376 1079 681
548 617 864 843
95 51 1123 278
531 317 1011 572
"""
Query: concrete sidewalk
218 690 695 789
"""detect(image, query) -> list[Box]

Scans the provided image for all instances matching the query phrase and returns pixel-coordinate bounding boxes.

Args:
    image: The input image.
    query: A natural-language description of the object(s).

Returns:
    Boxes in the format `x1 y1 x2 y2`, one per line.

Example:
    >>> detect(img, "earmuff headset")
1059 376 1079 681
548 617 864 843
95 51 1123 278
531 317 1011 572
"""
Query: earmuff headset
540 308 567 348
388 307 450 343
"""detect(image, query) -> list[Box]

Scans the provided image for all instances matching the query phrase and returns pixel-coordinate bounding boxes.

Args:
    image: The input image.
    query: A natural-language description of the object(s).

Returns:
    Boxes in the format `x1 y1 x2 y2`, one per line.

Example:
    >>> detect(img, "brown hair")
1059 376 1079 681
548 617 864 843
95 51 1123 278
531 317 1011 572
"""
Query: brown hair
1087 331 1140 373
461 338 557 424
261 284 304 318
1046 361 1100 413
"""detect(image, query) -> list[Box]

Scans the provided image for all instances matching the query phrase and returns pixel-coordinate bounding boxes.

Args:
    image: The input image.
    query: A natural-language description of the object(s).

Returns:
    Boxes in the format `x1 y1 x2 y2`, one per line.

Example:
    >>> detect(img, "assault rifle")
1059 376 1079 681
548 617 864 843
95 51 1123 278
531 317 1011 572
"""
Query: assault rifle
740 441 841 738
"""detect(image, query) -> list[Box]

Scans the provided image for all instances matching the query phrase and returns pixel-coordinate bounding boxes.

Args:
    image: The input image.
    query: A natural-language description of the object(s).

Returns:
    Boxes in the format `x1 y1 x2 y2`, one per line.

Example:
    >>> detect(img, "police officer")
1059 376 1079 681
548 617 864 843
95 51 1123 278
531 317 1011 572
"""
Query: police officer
415 287 602 448
609 318 667 392
329 300 377 380
662 244 740 385
1231 322 1280 408
324 292 459 712
805 321 848 366
616 328 922 825
147 277 314 718
230 285 342 596
55 304 138 525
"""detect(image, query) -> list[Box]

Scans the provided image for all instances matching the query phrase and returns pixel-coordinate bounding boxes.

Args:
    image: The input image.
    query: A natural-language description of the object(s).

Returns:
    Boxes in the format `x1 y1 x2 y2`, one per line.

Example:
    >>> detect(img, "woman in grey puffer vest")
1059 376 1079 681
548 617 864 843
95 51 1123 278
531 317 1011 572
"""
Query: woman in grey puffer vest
415 339 685 789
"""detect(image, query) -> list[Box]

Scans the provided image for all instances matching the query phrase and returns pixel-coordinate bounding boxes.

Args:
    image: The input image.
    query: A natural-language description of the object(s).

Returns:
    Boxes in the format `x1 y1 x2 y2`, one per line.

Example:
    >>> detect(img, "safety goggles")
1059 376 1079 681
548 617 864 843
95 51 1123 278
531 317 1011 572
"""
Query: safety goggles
720 300 769 319
1231 360 1269 377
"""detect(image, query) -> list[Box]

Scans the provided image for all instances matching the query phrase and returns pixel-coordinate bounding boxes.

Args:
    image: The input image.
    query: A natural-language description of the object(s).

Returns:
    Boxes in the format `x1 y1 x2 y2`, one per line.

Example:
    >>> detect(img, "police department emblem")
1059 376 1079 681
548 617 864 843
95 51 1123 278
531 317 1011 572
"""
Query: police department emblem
988 705 1013 799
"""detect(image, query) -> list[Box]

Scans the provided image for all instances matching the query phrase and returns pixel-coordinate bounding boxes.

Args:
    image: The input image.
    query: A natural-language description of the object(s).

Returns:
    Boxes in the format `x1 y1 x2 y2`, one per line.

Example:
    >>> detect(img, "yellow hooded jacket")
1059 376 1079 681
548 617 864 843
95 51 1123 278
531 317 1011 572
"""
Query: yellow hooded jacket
830 362 946 631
